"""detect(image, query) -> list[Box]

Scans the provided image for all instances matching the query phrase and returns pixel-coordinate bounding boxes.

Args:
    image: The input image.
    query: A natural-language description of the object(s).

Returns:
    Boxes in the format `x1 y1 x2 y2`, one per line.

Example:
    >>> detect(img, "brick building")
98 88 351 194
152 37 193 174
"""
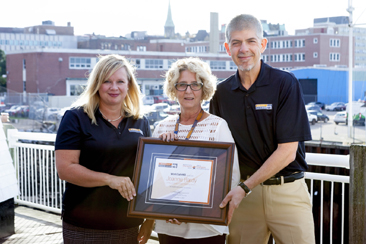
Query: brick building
5 49 234 97
263 33 353 70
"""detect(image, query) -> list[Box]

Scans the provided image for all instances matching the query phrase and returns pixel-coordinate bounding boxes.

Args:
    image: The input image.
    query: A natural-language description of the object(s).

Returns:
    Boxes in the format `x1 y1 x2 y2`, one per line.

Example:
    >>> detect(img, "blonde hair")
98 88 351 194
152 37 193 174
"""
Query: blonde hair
72 54 143 124
164 57 217 102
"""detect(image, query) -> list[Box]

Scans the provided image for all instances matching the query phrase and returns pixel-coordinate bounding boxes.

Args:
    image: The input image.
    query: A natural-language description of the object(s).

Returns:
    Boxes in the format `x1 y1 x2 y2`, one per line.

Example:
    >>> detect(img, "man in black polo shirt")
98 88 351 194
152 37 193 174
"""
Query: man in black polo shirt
210 14 315 244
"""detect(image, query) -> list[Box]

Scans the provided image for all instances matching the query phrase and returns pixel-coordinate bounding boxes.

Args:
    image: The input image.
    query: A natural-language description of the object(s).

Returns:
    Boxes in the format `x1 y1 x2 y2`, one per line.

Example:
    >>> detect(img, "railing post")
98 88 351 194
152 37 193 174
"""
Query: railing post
349 144 366 244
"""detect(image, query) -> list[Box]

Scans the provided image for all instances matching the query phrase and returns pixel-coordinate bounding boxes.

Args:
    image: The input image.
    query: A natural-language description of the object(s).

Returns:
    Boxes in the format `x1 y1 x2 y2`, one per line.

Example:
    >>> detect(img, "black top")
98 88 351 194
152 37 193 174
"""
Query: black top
55 107 151 230
210 61 311 177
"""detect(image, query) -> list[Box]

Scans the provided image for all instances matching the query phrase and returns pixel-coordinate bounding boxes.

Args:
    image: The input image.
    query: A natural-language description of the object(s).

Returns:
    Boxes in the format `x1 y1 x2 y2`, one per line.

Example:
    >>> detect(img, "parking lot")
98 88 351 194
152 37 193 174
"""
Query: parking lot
309 110 366 144
3 107 366 145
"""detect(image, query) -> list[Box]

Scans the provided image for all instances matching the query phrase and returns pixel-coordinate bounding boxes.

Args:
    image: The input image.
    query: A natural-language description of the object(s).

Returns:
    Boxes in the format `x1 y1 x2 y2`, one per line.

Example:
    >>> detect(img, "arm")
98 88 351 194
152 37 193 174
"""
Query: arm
137 219 155 244
220 141 298 224
56 150 136 201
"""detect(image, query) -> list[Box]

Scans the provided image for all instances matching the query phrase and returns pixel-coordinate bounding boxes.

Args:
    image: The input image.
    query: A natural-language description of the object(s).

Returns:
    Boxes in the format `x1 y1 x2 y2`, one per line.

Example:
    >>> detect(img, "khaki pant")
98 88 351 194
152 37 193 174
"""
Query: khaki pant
227 178 315 244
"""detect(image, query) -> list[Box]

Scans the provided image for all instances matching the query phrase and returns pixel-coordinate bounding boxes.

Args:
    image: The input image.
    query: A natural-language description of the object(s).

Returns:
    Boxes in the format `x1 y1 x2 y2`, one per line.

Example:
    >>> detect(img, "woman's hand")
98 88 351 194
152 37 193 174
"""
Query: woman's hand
107 175 136 201
166 218 182 225
137 219 155 243
159 131 178 142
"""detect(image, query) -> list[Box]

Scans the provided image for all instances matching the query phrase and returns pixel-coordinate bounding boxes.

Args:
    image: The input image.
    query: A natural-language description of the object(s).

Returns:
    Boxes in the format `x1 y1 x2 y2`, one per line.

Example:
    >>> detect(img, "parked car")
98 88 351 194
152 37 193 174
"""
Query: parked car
150 103 170 112
165 104 181 115
308 110 329 123
326 102 346 111
307 101 325 110
15 105 30 117
142 95 154 105
5 105 21 116
307 112 317 125
152 95 169 104
146 110 169 127
305 105 322 113
334 112 347 125
36 107 61 121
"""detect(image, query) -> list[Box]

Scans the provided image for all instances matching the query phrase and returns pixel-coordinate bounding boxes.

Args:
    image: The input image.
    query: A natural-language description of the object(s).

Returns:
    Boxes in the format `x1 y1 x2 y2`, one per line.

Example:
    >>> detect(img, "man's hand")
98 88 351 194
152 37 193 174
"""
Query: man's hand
220 186 246 224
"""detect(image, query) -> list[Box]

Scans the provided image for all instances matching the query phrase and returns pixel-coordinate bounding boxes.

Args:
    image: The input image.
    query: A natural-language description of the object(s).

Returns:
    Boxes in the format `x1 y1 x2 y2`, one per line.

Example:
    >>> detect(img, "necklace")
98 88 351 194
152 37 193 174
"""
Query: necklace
174 108 204 140
99 109 123 122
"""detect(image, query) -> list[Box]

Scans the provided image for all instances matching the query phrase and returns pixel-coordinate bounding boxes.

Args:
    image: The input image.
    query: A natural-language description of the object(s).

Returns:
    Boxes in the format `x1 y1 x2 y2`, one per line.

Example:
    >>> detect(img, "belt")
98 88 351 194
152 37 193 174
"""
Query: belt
261 172 304 185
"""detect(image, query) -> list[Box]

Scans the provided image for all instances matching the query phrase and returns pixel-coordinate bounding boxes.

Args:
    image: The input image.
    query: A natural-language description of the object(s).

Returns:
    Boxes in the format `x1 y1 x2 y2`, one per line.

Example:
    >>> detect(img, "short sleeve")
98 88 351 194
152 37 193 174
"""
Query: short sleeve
275 76 311 143
55 110 83 150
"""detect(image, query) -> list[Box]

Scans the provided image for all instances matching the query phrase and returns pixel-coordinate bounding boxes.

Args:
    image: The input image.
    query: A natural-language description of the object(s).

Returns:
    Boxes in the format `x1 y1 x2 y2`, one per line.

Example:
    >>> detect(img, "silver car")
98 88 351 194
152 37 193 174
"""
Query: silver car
334 112 347 125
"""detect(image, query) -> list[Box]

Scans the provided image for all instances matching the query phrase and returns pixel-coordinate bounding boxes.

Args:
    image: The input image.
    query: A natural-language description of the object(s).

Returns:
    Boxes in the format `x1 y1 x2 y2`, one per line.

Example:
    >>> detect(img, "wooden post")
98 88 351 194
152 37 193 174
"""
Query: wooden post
349 144 366 244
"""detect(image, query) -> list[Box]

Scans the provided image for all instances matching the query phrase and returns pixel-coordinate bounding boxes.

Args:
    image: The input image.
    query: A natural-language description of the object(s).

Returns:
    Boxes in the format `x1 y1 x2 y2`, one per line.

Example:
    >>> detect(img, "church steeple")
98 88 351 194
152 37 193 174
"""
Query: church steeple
164 0 175 38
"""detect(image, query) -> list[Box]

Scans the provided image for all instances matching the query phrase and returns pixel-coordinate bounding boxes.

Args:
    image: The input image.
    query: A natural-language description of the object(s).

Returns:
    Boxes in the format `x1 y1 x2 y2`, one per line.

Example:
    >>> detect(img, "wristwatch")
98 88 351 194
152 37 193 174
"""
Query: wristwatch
238 182 252 197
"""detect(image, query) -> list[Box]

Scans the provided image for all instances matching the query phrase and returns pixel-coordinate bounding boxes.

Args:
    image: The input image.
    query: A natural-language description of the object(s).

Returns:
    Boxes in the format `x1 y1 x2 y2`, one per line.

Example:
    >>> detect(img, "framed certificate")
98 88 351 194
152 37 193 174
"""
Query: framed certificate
127 137 235 225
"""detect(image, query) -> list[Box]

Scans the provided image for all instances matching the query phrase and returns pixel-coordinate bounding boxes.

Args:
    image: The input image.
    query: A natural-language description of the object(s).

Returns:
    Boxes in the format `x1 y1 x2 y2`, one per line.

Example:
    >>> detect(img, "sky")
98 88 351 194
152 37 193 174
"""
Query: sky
1 0 366 37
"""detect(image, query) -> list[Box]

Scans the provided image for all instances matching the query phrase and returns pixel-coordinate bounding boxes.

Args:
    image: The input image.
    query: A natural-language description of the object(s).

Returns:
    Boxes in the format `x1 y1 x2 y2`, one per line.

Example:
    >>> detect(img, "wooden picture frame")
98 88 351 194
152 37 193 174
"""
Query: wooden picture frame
127 137 235 225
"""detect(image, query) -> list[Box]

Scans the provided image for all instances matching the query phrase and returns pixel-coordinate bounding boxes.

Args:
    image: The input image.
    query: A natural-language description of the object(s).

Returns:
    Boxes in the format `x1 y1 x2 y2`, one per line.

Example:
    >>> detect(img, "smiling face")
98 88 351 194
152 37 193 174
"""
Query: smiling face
225 28 267 74
175 70 203 112
98 67 129 108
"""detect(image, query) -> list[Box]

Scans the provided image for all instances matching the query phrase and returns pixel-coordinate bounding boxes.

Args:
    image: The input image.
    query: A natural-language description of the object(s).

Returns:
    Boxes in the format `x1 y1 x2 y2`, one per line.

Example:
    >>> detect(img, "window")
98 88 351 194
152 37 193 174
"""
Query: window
168 59 175 69
70 84 87 96
131 59 141 68
69 57 92 69
329 53 340 61
313 38 318 44
294 53 305 61
145 59 163 69
229 61 237 70
330 39 340 47
121 44 130 50
137 46 146 51
313 52 318 58
210 61 226 70
294 39 305 48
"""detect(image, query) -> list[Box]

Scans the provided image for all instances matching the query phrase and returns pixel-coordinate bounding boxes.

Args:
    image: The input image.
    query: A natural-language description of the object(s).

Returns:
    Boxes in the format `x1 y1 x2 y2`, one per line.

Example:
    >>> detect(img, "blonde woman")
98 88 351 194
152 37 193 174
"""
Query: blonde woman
55 54 154 244
153 57 240 244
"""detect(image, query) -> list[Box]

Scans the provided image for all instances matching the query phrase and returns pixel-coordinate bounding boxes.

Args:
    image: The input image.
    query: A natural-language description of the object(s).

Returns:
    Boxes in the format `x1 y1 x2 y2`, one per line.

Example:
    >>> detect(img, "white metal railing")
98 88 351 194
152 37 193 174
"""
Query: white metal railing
6 129 349 243
305 154 349 244
7 129 63 214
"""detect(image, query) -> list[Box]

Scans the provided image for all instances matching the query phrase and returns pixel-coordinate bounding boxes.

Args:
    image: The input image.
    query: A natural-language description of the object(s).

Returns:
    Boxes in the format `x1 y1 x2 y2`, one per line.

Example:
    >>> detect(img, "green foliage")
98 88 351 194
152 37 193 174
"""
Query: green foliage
0 49 6 88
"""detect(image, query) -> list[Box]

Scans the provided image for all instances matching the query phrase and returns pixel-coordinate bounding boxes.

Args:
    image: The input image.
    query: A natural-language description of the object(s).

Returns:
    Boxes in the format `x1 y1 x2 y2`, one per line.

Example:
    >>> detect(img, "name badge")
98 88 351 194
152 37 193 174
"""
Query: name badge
129 128 144 135
255 104 272 110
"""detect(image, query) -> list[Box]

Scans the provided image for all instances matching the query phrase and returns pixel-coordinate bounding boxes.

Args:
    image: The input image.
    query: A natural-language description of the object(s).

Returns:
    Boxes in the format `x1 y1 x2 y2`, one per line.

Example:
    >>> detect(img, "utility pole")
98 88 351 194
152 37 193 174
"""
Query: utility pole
347 0 354 138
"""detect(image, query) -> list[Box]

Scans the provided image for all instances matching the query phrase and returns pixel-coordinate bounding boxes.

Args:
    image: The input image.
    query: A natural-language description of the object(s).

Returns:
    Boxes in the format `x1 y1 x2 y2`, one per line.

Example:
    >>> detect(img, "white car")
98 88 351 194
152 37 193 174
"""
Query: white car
307 112 317 125
334 112 347 125
36 107 61 121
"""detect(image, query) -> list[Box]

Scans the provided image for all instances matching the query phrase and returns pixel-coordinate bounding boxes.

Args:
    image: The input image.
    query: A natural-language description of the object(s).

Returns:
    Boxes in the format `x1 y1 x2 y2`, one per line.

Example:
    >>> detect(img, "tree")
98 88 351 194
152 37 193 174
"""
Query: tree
0 49 6 88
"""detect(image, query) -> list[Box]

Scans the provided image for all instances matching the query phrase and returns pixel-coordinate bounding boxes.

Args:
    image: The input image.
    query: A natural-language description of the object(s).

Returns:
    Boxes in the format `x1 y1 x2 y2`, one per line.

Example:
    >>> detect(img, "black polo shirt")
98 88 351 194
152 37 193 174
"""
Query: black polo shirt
210 61 311 177
55 107 151 230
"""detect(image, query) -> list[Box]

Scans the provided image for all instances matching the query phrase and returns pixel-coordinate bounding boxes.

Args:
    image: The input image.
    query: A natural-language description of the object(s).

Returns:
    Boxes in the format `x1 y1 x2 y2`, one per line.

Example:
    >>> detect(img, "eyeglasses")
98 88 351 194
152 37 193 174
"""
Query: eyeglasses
174 82 203 91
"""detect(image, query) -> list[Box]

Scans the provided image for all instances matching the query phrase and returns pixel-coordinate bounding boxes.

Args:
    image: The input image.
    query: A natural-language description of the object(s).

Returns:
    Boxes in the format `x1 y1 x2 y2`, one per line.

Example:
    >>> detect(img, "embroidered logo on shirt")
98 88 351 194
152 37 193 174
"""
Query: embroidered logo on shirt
255 104 272 110
128 128 144 135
